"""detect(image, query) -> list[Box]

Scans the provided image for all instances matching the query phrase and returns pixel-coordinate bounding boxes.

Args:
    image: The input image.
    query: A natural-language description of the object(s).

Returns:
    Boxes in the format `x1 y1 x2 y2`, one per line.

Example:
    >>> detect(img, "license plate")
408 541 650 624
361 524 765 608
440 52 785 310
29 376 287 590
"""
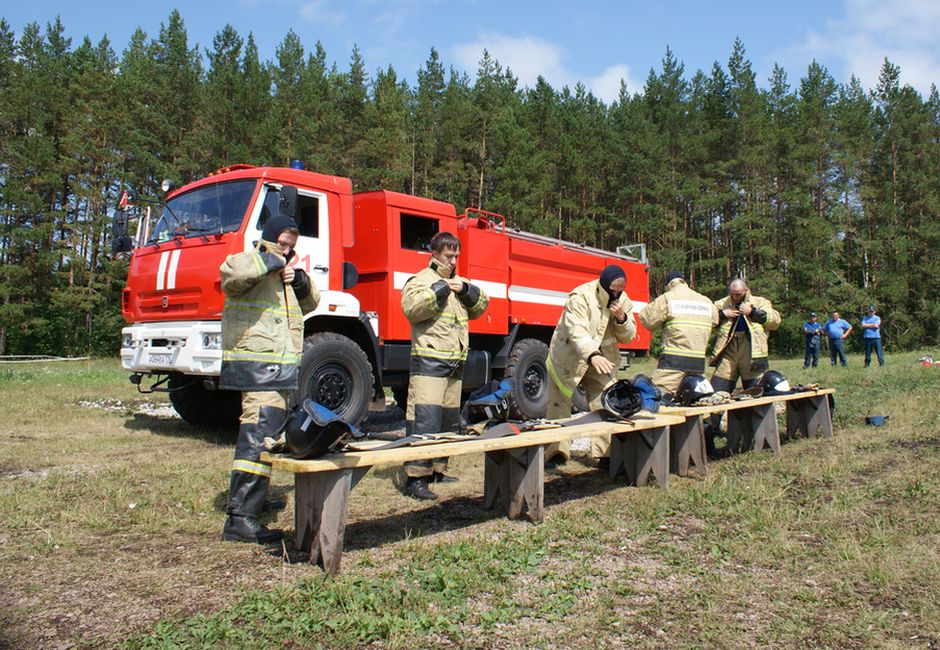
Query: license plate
148 353 173 366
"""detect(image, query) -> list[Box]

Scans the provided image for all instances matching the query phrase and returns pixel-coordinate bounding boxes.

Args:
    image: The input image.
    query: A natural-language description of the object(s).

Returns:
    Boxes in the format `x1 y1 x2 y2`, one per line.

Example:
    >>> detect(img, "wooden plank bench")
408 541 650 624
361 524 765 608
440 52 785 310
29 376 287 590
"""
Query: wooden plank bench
262 412 684 575
660 388 835 476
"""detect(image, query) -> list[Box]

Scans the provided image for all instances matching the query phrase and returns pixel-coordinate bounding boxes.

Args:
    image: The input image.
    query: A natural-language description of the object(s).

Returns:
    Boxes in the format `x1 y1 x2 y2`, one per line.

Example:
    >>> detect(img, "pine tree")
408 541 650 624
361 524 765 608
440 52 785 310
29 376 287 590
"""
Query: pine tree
411 48 445 196
356 65 410 191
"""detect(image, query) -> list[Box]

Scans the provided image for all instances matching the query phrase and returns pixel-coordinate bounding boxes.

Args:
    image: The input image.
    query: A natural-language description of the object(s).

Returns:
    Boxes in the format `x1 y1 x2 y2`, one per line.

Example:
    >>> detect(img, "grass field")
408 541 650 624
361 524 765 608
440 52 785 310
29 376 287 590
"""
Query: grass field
1 351 939 649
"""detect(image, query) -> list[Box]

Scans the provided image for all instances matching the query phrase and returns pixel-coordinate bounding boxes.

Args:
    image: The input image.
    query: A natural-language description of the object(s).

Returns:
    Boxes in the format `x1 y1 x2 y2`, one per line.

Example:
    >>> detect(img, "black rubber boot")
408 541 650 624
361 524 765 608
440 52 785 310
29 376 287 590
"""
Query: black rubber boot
224 469 284 544
403 477 438 500
222 515 284 544
262 497 286 513
432 472 459 483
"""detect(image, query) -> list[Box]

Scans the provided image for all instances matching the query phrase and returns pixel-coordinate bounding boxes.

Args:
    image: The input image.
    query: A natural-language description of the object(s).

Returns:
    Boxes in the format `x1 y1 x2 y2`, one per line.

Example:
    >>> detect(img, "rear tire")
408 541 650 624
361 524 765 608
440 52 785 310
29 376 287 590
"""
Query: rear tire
168 373 241 427
297 332 373 425
504 338 549 419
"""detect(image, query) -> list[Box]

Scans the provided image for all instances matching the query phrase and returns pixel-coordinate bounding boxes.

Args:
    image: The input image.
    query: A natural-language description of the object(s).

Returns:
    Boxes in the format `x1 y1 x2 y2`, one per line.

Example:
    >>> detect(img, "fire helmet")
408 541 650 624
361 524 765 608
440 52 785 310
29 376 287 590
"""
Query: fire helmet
758 370 791 396
600 379 642 419
630 374 662 413
285 399 354 459
675 374 715 406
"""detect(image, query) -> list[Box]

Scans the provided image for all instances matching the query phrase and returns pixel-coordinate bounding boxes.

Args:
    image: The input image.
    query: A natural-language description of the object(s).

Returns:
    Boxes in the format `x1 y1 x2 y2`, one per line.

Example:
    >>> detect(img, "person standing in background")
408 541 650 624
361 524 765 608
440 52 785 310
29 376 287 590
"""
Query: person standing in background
861 305 884 367
822 310 852 367
802 312 822 368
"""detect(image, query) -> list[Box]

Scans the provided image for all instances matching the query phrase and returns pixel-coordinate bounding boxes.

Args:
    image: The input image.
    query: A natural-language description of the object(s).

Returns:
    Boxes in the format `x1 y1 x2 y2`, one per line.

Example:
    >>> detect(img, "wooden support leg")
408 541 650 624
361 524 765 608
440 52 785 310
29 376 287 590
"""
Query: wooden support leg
294 467 368 576
728 404 779 454
484 446 545 522
670 416 707 477
786 395 833 439
609 427 669 488
483 451 510 511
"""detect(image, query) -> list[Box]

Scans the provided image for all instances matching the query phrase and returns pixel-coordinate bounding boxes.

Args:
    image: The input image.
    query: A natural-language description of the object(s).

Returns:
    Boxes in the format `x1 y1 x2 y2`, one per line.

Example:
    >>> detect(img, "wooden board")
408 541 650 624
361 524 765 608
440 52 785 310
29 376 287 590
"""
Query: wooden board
660 388 835 417
262 412 685 473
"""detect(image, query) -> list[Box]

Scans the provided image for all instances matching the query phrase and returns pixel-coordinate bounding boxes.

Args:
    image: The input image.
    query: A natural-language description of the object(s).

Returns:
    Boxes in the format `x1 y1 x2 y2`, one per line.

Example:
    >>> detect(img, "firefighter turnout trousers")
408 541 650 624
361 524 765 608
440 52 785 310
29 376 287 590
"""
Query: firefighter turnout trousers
403 368 462 478
649 368 687 396
545 367 616 461
227 390 290 518
711 332 763 388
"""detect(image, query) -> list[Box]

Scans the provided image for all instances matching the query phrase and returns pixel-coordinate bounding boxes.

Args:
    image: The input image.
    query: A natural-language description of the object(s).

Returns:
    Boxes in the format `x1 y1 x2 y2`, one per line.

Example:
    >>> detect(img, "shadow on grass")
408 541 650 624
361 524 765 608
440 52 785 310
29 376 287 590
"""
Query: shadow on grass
273 464 625 563
124 412 236 446
210 486 292 518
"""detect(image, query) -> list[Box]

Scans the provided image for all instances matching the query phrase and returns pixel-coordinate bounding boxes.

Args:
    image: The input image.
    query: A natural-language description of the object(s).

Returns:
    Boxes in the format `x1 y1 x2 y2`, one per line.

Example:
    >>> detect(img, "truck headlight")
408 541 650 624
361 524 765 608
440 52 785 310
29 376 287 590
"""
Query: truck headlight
202 333 222 350
122 334 134 349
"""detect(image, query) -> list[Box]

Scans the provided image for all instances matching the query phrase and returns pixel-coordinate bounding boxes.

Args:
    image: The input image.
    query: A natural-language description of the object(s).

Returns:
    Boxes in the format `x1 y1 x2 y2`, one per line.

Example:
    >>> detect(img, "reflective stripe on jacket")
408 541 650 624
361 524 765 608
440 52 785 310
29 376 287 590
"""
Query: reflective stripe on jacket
709 290 780 372
547 280 637 398
401 259 489 377
638 279 718 373
219 239 320 391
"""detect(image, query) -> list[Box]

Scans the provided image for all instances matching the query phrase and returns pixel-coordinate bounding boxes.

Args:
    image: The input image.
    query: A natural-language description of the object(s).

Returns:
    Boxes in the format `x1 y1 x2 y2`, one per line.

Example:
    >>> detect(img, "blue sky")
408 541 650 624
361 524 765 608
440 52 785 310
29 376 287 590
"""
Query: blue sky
4 0 939 103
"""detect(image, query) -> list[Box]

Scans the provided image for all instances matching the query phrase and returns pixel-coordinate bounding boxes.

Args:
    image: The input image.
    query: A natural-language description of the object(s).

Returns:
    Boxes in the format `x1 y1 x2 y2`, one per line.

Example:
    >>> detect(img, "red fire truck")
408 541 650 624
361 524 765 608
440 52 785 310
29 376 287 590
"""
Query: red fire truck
113 164 650 427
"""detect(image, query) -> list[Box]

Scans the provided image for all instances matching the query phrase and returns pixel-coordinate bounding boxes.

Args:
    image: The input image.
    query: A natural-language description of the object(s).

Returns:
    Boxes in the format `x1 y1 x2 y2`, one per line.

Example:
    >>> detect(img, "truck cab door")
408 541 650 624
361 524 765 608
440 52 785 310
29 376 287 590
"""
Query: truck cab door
250 186 331 294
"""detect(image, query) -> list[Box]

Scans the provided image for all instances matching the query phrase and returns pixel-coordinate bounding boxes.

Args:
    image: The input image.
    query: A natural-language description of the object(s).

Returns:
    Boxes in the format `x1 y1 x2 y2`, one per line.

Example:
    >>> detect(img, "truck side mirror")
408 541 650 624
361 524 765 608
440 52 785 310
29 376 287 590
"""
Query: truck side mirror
111 209 133 253
278 185 298 219
342 262 359 290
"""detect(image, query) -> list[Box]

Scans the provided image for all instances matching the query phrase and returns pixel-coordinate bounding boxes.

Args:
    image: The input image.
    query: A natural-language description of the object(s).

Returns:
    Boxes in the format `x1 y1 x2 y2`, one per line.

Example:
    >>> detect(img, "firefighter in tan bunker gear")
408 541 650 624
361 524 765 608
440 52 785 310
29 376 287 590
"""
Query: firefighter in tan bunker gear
637 271 718 399
219 215 320 544
400 232 489 500
706 278 781 455
544 265 638 468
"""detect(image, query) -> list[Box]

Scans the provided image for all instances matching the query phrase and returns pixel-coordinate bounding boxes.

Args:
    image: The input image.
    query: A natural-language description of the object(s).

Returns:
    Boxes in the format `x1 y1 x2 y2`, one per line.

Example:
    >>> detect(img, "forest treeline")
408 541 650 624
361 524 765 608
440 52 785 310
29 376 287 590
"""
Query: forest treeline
1 11 939 357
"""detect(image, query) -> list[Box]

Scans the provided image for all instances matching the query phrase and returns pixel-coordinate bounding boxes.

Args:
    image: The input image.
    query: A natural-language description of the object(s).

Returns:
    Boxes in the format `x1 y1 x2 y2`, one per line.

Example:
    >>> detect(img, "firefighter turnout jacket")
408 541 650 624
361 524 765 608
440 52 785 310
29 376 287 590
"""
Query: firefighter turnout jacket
219 239 320 391
709 290 780 374
638 278 718 374
402 259 489 375
547 279 637 400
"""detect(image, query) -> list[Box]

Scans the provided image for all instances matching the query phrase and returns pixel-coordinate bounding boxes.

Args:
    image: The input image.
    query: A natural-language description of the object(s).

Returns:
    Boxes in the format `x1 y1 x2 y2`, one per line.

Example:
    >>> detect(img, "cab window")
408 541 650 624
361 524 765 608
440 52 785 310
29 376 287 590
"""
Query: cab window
400 213 438 251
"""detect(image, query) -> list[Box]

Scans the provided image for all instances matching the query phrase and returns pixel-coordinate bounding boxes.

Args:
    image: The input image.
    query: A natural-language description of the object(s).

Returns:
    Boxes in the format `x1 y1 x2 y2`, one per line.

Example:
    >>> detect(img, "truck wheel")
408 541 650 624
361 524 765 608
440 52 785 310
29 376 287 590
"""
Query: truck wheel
168 373 241 427
504 338 549 419
297 332 373 425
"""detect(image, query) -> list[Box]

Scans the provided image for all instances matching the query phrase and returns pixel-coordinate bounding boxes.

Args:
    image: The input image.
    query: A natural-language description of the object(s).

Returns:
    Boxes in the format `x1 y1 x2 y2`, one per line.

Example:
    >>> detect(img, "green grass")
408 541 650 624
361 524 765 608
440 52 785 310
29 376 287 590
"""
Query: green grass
3 352 940 648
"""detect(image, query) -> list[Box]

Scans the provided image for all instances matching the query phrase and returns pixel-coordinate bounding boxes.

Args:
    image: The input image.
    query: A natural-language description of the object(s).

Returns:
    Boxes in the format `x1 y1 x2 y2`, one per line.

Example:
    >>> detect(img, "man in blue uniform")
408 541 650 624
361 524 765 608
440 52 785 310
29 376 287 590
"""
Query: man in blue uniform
861 305 884 367
822 310 852 367
801 312 822 368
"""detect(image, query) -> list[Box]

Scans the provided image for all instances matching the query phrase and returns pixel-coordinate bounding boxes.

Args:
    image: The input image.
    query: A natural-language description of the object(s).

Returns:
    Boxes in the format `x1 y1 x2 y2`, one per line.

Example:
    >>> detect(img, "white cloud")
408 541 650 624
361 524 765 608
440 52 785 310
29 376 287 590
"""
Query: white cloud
588 64 641 103
452 33 639 104
297 0 346 26
787 0 940 93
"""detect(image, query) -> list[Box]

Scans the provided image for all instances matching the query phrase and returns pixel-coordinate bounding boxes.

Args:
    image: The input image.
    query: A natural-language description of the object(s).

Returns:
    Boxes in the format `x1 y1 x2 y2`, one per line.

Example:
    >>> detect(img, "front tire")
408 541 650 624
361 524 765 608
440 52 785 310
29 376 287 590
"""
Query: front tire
168 373 241 427
297 332 373 425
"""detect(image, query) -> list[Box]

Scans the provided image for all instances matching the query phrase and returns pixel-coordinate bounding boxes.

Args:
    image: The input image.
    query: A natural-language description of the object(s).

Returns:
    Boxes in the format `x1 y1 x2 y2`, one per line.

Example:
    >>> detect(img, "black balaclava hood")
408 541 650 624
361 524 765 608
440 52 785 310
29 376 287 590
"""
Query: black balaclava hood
261 215 298 244
599 264 626 302
665 270 684 286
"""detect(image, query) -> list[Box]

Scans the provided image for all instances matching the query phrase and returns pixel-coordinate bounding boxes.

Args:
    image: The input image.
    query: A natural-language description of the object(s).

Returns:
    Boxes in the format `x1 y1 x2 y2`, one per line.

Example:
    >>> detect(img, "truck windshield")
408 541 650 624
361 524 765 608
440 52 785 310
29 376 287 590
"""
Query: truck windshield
147 179 256 244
